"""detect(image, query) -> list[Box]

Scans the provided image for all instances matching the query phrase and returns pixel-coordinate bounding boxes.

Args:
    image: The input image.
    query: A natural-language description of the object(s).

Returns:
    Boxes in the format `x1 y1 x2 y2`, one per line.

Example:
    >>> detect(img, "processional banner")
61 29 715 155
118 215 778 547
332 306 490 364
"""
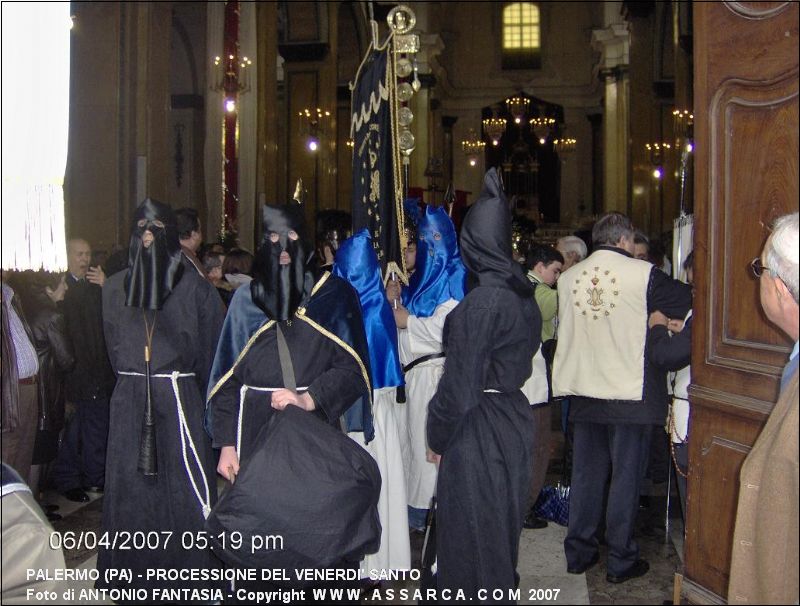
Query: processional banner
350 46 406 281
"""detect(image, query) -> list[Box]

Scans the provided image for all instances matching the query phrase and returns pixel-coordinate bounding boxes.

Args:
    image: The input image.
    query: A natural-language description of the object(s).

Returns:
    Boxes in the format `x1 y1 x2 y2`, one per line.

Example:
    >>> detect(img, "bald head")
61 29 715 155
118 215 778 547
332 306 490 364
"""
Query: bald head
67 239 91 278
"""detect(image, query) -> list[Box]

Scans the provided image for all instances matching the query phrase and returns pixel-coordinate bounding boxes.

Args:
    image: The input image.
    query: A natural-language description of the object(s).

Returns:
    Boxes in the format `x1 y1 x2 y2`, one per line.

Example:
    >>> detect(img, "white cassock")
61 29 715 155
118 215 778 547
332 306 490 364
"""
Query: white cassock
349 386 411 574
397 299 458 510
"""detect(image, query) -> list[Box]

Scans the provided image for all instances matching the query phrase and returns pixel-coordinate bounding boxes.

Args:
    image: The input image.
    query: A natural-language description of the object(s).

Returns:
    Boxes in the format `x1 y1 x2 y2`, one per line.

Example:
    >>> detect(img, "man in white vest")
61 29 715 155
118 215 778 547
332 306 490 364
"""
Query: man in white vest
553 212 691 584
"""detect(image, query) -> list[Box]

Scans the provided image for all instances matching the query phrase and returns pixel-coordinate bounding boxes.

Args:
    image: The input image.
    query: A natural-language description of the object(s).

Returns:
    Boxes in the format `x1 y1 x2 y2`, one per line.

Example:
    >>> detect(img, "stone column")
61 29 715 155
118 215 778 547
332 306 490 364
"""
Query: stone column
591 23 631 214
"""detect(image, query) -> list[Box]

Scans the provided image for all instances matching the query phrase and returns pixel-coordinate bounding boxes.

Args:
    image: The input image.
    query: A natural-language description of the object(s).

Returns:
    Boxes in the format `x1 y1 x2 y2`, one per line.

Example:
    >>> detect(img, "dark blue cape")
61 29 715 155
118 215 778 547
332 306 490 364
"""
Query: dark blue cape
205 273 374 442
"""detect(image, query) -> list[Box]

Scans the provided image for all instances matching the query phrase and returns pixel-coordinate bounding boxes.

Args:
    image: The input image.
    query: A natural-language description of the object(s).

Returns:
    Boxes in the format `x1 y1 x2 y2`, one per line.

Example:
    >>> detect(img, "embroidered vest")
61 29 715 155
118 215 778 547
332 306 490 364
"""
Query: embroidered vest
553 249 651 401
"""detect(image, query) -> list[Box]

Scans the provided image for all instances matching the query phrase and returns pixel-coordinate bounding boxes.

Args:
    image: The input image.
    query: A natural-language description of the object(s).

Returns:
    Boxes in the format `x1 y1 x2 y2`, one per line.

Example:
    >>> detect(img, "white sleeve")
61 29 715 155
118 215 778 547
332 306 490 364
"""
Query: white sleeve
398 299 458 361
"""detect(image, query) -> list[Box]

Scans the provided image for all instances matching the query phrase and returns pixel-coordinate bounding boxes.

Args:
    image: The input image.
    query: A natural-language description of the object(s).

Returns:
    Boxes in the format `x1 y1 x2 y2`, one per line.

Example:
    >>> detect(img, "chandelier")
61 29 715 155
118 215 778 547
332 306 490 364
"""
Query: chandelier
529 117 556 144
672 109 694 152
645 141 671 179
482 117 507 146
645 141 672 165
505 96 530 124
461 130 486 167
553 137 577 155
298 108 331 152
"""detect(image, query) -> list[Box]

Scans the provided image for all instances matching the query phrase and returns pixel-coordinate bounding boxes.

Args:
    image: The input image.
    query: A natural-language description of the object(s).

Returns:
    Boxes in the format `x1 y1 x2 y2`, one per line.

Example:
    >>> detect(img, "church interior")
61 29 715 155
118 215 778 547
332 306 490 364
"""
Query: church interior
2 1 798 604
63 0 693 255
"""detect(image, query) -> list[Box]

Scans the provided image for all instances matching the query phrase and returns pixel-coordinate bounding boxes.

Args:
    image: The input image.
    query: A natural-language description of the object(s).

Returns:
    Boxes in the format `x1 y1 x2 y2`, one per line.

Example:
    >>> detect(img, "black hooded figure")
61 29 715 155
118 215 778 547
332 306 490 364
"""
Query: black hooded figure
97 198 226 602
124 197 184 310
426 168 542 604
205 203 378 600
250 203 316 321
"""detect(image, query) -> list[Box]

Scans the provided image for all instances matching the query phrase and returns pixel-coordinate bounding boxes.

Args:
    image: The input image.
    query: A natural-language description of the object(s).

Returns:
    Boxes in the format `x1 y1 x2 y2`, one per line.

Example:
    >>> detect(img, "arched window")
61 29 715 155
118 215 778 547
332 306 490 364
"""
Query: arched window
502 2 541 69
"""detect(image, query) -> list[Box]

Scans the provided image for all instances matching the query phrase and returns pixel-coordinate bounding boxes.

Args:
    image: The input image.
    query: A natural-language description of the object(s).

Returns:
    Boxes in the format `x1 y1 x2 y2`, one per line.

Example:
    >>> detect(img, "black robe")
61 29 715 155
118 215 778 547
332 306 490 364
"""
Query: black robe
427 168 541 604
427 286 539 603
206 277 380 582
207 278 372 452
96 269 225 601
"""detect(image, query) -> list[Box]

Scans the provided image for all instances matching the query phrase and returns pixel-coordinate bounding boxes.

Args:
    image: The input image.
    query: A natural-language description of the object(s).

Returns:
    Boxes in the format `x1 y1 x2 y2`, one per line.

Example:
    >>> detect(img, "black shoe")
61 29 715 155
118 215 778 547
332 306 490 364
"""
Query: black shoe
84 485 104 494
523 513 548 529
43 504 60 513
567 552 599 575
46 511 63 522
62 488 90 503
606 559 650 584
639 495 651 509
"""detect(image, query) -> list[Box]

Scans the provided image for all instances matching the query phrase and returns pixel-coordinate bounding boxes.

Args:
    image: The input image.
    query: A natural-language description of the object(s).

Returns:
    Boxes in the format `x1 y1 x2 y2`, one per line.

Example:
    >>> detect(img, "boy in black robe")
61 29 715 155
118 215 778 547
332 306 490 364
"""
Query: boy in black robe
427 169 542 604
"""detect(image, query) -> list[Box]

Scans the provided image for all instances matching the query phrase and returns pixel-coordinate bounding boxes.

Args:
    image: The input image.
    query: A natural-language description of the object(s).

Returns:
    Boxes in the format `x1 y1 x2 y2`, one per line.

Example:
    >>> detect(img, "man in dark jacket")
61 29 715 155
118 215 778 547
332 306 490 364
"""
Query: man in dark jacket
51 238 116 502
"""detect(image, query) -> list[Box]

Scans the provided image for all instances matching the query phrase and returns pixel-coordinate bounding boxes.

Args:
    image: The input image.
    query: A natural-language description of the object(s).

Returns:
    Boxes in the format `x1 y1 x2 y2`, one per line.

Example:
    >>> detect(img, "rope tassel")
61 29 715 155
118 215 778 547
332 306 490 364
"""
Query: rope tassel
138 343 158 476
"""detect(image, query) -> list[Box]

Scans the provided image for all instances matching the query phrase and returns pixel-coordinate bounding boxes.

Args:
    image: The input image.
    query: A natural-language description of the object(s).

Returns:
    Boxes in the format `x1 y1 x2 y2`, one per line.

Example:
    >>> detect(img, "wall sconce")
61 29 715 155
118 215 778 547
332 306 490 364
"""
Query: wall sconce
299 108 331 153
482 117 507 146
212 54 252 112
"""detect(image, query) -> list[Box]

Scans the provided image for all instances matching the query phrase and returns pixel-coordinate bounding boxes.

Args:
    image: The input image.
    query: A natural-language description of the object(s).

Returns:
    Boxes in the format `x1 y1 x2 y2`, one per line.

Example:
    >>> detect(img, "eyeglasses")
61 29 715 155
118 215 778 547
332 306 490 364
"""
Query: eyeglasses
750 257 772 278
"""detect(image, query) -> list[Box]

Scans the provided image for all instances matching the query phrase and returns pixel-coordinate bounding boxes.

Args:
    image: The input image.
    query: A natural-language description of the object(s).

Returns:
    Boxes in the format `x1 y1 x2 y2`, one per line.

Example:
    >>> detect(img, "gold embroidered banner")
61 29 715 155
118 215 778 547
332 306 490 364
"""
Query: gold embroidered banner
350 46 405 281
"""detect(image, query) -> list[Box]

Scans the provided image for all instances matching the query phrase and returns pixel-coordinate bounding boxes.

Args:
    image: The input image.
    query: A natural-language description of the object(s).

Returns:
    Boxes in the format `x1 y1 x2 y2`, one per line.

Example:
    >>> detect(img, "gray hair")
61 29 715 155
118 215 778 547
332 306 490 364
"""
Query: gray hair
592 212 635 247
765 212 799 304
557 235 587 261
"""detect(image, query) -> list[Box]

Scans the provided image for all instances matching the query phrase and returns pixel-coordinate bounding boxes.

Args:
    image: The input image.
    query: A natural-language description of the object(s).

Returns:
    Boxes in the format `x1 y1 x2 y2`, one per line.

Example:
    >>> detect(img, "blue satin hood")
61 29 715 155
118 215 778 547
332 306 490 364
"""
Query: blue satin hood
403 205 466 317
332 229 404 390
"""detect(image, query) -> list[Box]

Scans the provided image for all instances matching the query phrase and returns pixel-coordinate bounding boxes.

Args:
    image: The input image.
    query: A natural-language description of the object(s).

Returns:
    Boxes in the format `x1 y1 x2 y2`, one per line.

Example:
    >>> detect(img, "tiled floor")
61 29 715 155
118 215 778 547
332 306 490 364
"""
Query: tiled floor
40 484 683 605
584 494 683 605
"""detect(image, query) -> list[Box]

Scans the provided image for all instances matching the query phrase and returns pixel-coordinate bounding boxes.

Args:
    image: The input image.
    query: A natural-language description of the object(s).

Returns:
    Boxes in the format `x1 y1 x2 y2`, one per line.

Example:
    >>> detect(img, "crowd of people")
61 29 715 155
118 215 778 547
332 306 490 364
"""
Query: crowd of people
2 173 797 604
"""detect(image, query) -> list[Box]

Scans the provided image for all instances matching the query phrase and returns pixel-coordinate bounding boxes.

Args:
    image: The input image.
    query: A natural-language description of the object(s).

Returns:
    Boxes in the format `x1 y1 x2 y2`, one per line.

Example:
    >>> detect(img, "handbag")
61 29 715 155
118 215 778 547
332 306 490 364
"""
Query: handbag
532 433 571 526
532 483 570 526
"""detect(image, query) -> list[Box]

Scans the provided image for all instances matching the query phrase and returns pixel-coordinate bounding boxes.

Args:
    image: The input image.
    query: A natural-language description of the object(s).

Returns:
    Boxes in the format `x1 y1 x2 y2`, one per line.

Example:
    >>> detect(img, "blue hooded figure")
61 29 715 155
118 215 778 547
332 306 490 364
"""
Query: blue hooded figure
402 205 466 317
397 205 466 531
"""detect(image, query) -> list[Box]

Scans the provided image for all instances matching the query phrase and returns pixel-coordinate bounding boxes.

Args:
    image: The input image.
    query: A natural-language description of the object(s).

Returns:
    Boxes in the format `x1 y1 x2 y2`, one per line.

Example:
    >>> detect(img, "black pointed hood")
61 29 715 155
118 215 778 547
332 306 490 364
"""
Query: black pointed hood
251 203 317 321
124 198 184 310
459 168 533 297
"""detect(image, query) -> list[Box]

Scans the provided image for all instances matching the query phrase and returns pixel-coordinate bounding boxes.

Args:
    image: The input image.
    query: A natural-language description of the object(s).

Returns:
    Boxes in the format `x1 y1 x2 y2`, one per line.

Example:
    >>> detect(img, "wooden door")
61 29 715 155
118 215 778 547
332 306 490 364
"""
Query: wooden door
686 2 798 602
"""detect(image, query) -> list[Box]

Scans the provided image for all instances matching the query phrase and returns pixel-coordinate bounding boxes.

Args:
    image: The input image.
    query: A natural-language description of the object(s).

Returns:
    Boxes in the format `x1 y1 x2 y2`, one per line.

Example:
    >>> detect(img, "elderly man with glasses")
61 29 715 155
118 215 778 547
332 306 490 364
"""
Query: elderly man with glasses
729 211 799 605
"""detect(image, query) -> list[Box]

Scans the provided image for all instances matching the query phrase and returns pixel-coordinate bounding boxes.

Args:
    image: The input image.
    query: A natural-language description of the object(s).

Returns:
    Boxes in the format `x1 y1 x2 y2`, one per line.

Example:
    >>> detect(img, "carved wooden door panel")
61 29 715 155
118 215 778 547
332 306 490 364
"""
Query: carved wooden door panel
686 2 798 602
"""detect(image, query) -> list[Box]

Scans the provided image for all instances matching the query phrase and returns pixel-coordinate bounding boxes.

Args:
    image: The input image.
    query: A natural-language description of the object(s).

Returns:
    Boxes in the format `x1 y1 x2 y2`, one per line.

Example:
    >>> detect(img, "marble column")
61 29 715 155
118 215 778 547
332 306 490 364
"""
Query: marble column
591 23 631 215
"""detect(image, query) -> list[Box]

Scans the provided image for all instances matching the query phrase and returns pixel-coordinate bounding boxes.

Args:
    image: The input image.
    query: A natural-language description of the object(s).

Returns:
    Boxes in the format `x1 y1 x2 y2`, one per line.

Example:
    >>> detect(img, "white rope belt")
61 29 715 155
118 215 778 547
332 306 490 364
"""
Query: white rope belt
237 385 308 460
118 371 211 519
